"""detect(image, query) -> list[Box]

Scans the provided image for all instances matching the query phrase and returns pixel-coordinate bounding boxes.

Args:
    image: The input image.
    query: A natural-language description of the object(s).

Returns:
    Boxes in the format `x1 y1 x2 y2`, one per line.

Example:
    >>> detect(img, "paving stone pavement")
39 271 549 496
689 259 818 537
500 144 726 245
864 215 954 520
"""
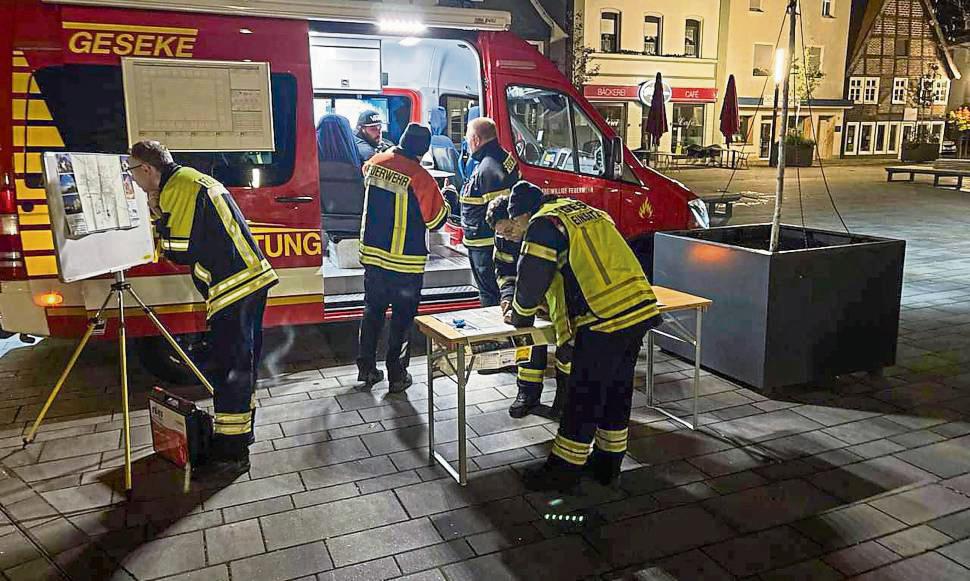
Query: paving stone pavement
1 164 970 579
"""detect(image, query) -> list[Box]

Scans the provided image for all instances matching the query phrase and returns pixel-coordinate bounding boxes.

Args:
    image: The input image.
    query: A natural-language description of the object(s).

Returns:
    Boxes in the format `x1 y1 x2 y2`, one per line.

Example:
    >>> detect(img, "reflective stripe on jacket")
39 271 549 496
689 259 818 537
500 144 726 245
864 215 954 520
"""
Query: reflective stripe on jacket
460 139 519 247
511 197 660 340
156 166 278 319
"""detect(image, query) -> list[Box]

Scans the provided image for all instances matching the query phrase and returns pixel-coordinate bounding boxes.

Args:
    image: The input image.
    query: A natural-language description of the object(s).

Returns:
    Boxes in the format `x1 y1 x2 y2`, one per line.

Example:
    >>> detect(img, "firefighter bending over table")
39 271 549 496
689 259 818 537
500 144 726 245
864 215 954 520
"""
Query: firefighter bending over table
485 195 570 419
504 181 662 491
131 140 278 478
356 123 452 392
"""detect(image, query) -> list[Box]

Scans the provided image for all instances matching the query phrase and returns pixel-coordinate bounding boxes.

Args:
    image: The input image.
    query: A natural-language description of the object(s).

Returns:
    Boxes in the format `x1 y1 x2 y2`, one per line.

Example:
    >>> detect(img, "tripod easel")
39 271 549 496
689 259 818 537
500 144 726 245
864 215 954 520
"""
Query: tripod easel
23 270 214 492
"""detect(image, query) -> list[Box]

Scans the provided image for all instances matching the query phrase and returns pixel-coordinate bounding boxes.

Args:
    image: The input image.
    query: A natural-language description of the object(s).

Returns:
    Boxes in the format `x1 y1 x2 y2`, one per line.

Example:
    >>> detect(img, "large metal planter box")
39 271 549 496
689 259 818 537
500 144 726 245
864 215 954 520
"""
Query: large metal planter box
769 143 814 167
900 142 938 163
653 224 905 391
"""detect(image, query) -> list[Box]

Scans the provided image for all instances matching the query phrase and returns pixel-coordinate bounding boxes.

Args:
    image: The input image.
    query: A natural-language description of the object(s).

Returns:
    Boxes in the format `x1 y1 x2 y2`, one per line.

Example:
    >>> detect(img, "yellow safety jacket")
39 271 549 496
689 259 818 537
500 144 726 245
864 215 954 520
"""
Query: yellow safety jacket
513 197 660 343
156 166 278 319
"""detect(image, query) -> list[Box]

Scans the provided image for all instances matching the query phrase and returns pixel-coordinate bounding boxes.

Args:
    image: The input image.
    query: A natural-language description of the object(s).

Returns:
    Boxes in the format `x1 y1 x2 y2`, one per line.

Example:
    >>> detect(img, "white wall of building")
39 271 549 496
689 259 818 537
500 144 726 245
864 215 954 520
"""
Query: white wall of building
578 0 722 151
716 0 851 159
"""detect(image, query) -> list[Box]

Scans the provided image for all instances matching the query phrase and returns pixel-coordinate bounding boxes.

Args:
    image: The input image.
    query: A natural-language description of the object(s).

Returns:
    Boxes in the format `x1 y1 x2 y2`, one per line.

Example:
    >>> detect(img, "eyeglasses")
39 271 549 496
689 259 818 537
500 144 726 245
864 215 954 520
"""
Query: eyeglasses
126 163 143 173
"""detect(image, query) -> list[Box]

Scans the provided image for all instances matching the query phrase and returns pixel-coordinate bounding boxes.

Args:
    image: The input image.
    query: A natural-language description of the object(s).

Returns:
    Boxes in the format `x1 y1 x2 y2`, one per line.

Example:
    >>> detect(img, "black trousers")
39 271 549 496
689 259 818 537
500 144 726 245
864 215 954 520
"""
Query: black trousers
357 266 423 382
208 288 268 459
515 342 572 399
549 320 650 472
467 246 500 307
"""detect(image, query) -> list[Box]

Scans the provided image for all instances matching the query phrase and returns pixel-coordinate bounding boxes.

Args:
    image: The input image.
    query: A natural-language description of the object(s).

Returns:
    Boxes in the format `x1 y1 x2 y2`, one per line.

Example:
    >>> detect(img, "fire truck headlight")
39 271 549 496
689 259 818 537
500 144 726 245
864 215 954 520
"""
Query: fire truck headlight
688 198 710 229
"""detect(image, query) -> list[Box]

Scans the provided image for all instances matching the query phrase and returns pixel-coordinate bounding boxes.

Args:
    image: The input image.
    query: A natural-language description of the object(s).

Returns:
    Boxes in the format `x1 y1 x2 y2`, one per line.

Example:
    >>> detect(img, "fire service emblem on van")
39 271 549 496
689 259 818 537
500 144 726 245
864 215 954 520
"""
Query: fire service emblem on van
638 197 654 219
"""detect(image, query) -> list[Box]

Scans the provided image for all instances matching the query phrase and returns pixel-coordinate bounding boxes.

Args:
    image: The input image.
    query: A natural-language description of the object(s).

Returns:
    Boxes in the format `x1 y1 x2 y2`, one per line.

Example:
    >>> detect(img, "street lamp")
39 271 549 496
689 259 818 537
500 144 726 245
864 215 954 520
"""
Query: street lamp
769 48 785 164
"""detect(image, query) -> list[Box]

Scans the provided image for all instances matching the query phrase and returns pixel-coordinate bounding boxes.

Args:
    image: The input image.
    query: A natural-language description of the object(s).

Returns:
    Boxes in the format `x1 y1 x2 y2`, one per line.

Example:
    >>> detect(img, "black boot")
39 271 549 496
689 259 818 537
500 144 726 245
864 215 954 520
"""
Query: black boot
522 457 582 492
388 372 413 394
584 448 622 487
357 367 384 387
508 387 541 418
194 436 250 481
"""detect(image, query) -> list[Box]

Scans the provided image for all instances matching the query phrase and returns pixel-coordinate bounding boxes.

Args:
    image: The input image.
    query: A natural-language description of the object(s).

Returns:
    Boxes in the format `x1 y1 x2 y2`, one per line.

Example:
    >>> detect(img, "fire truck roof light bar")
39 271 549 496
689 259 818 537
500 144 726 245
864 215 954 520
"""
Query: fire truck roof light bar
41 0 512 32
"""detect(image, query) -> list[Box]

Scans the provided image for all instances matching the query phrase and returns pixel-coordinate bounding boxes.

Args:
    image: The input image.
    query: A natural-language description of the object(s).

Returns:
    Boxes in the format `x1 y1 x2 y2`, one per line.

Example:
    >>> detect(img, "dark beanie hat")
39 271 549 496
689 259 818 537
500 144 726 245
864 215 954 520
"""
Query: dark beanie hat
400 123 432 159
508 180 544 217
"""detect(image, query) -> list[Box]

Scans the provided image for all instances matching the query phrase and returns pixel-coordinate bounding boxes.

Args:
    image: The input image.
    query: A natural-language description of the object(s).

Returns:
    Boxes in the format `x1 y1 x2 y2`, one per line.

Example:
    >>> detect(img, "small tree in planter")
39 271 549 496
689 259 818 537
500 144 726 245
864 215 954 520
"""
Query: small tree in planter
652 0 905 392
770 132 816 167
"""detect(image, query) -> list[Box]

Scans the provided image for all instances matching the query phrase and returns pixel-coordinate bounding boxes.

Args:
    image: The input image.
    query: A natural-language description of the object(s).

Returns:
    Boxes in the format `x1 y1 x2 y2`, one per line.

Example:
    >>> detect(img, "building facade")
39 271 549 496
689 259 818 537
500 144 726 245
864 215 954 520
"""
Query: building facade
947 44 970 109
716 0 852 161
842 0 958 157
575 0 722 152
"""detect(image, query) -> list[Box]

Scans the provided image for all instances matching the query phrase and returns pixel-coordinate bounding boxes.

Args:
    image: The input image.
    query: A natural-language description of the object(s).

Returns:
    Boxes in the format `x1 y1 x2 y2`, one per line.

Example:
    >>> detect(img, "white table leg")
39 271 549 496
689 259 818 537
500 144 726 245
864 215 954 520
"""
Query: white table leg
456 345 467 485
693 308 703 430
646 329 655 405
427 334 434 466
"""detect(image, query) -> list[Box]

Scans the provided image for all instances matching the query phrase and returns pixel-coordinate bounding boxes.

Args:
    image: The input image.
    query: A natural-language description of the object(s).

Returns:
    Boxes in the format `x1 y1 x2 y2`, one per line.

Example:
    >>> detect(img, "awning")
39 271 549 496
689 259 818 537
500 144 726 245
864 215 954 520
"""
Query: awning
584 84 717 104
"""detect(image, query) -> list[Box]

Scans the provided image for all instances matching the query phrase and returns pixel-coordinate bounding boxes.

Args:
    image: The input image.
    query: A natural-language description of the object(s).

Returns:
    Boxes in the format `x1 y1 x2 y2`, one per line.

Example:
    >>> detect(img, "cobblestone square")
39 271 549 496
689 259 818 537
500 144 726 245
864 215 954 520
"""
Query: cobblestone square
1 164 969 579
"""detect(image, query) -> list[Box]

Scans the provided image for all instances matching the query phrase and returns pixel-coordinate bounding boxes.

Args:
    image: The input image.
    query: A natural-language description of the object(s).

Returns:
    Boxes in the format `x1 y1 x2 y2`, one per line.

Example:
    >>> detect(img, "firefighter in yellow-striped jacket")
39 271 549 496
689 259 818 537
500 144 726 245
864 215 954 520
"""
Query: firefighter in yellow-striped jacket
504 182 662 492
356 124 451 393
486 195 570 420
131 140 278 477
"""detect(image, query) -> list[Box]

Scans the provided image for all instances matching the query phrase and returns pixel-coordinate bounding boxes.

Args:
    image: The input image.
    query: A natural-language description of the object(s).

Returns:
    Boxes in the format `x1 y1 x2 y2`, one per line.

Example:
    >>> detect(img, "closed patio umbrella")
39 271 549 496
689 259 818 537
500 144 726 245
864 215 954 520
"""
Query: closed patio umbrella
719 74 741 146
644 72 668 147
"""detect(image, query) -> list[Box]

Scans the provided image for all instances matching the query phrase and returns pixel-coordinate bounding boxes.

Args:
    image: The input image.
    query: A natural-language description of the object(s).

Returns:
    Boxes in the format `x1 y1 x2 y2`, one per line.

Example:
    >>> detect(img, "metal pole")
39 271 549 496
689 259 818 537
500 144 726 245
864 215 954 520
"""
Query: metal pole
127 285 215 394
116 272 133 491
645 330 655 405
23 291 114 445
693 308 703 430
769 85 780 164
770 0 798 252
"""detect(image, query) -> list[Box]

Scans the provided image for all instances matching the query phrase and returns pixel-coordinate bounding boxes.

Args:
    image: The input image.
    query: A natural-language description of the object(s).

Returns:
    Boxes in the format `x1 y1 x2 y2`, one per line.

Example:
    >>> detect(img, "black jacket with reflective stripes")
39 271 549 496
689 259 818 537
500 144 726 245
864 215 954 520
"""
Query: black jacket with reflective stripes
155 165 278 320
359 148 450 274
494 235 521 304
460 139 519 247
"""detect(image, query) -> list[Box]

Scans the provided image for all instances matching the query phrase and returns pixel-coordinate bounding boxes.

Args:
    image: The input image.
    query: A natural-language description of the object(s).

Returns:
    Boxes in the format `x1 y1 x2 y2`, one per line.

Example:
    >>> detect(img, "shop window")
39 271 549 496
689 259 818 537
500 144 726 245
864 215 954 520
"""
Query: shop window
673 103 705 150
739 115 754 144
593 103 627 143
759 118 773 158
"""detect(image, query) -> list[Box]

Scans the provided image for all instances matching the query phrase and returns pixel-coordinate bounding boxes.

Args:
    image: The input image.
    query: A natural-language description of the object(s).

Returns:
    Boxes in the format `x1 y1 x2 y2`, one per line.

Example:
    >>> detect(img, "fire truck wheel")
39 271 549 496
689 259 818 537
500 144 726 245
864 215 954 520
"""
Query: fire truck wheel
134 334 211 385
629 235 654 281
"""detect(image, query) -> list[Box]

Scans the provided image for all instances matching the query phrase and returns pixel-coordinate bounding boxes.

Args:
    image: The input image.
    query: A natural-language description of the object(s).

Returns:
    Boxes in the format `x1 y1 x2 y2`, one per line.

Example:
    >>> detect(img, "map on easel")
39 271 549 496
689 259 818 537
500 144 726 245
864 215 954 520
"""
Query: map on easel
52 153 140 238
43 152 155 283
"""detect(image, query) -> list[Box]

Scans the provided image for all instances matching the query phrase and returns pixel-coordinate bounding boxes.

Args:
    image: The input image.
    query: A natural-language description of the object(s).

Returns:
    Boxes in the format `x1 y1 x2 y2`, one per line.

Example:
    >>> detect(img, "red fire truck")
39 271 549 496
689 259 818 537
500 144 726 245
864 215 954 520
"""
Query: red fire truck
0 0 707 378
